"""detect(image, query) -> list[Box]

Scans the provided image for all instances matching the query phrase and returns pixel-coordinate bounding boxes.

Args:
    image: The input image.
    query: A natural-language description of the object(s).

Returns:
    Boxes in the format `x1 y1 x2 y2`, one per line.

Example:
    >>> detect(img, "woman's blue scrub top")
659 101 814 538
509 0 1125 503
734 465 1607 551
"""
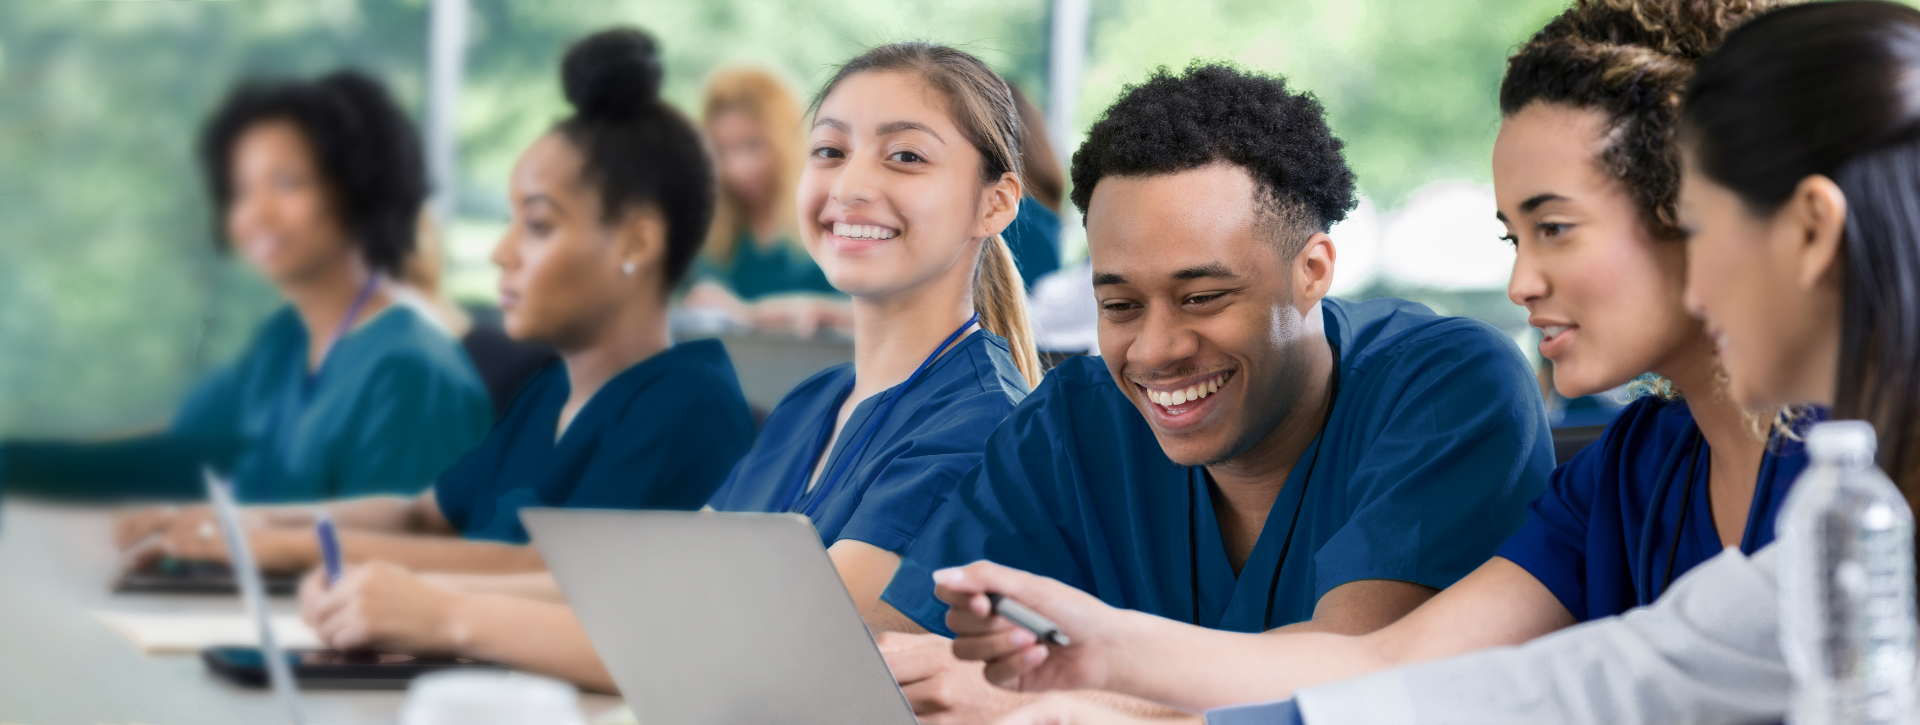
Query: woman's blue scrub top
692 232 842 301
174 305 493 502
1496 395 1815 621
707 330 1029 552
882 297 1555 635
435 340 755 544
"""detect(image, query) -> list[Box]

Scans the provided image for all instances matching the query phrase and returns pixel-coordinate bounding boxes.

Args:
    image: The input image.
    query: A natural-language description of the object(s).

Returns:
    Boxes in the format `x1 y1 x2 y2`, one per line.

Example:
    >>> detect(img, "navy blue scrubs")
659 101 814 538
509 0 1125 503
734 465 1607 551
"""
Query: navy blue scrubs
707 330 1029 552
435 340 755 544
882 297 1555 634
1496 395 1816 620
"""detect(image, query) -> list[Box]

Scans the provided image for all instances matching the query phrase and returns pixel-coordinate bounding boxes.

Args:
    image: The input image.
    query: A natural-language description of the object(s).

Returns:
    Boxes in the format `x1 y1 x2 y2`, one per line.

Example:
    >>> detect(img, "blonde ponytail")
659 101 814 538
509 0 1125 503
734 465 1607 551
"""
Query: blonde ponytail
975 234 1042 387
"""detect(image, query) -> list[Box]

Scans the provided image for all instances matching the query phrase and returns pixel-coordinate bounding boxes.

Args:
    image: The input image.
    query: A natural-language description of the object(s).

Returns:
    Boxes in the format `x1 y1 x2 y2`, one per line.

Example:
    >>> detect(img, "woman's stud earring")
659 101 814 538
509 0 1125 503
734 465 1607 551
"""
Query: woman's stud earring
622 261 637 276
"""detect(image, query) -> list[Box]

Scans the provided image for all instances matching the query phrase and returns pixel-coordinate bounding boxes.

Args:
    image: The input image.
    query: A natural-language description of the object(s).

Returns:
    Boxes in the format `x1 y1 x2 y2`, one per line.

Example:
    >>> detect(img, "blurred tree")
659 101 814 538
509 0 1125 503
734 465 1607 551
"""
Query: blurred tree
1077 0 1568 209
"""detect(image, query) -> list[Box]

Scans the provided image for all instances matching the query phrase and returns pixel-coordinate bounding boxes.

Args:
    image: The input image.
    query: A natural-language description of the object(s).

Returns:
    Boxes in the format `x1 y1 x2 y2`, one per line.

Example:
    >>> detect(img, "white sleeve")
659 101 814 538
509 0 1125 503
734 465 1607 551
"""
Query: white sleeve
1294 545 1789 725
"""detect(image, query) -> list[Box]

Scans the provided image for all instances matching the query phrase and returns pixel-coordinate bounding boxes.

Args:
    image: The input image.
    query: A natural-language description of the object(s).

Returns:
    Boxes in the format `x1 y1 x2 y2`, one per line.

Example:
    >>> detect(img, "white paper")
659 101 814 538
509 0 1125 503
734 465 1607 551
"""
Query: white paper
94 611 322 654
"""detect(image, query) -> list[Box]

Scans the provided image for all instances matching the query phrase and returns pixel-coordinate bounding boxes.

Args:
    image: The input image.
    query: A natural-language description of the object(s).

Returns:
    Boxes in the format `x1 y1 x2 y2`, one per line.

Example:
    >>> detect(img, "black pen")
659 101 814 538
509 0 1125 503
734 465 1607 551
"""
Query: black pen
987 593 1071 647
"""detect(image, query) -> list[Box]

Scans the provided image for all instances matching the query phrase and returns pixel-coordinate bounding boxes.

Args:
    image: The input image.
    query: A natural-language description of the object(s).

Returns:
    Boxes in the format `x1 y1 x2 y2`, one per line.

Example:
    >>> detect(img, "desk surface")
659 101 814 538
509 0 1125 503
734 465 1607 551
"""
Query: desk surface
0 501 625 725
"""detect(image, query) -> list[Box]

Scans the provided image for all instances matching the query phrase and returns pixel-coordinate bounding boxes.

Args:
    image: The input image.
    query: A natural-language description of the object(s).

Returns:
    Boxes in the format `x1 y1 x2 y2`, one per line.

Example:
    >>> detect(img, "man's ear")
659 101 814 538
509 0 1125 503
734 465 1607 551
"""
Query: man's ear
977 171 1024 239
1787 174 1848 291
1295 232 1337 310
613 205 669 282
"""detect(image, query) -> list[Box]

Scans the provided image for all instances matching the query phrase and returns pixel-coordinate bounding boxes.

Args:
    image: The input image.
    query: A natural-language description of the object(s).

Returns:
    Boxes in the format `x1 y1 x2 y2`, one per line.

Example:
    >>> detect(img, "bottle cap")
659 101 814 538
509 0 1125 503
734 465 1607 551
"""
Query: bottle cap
1807 420 1878 463
401 670 586 725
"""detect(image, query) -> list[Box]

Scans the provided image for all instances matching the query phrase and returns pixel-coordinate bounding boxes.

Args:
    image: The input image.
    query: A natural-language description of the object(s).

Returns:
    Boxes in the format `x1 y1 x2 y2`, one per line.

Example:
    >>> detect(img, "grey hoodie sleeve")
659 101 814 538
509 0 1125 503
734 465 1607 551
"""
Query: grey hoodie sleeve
1293 545 1789 725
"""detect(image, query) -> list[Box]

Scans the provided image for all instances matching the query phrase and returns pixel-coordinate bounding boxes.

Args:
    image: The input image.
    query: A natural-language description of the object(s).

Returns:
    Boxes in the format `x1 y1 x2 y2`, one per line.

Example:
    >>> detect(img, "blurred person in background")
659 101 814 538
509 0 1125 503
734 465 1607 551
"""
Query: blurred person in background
680 66 853 336
399 213 557 422
296 41 1043 694
1 71 492 504
1000 86 1063 293
114 28 755 577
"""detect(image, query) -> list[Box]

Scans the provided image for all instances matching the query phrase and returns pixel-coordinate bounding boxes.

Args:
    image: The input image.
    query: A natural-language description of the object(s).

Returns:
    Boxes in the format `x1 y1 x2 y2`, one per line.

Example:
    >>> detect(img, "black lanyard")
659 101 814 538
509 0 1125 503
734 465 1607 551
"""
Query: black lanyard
1187 345 1342 630
1634 424 1785 605
780 313 978 518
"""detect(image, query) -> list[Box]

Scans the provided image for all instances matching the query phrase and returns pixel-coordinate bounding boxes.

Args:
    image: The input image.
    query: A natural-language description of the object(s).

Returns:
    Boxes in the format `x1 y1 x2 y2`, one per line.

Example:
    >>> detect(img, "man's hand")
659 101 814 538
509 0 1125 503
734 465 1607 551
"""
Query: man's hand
880 630 1037 724
937 561 1141 694
300 562 464 656
993 694 1203 725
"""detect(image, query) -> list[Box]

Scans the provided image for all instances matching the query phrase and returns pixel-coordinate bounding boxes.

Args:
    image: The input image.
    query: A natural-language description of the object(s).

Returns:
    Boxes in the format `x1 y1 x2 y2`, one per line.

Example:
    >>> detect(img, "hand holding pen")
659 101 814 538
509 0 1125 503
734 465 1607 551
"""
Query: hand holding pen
316 512 344 587
932 561 1138 695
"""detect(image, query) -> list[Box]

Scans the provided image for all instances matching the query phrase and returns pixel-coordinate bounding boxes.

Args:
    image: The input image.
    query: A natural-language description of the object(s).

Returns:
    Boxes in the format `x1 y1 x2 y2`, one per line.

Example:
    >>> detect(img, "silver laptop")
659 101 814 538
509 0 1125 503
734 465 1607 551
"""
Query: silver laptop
522 508 918 725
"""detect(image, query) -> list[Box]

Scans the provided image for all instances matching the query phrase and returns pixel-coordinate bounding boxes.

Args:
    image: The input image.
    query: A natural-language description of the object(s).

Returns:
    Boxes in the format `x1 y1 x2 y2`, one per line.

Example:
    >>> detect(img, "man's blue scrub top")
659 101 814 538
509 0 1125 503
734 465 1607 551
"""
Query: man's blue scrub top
1496 395 1815 620
435 340 755 544
883 297 1555 634
707 330 1029 552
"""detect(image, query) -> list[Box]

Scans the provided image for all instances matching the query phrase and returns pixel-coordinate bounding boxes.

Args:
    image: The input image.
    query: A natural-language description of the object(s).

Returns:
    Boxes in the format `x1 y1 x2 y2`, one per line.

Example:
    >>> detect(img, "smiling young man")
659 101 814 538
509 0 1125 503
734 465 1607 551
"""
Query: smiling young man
874 64 1555 721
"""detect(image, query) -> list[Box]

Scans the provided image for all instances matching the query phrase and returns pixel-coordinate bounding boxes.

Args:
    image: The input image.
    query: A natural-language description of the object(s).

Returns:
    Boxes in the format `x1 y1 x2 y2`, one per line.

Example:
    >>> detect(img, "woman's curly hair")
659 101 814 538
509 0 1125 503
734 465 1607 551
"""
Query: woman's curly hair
200 71 426 276
1500 0 1786 241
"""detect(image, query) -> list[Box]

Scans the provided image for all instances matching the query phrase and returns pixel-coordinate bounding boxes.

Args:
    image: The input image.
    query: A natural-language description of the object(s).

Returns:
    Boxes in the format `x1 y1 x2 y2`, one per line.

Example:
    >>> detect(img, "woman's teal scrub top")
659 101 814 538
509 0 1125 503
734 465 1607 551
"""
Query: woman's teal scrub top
706 330 1029 552
691 232 842 301
3 304 492 503
882 297 1556 634
435 340 755 544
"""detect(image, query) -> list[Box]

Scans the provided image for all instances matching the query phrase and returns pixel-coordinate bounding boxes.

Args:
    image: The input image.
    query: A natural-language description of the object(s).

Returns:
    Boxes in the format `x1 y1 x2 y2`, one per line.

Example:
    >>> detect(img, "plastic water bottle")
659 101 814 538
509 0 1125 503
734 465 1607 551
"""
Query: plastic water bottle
1779 421 1917 725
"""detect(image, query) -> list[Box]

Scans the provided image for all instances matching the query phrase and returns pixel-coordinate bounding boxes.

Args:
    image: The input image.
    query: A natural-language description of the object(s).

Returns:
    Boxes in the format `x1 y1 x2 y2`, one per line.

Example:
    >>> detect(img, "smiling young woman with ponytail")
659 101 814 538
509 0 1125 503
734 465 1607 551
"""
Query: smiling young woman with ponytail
704 41 1041 627
285 41 1041 692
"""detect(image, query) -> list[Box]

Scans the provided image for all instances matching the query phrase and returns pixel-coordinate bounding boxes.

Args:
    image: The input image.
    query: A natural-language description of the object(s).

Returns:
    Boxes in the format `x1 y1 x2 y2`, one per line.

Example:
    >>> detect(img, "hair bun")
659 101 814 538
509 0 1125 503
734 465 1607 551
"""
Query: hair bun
561 27 664 122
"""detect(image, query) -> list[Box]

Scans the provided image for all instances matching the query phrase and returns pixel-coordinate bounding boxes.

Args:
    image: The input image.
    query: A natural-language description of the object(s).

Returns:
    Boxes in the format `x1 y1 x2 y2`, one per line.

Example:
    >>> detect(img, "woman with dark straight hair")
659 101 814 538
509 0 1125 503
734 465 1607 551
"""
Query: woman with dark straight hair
973 3 1920 724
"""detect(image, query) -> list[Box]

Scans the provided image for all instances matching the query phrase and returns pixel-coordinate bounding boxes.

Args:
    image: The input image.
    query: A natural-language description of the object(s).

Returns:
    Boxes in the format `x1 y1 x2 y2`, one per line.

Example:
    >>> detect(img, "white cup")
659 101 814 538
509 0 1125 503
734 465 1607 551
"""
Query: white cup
400 670 587 725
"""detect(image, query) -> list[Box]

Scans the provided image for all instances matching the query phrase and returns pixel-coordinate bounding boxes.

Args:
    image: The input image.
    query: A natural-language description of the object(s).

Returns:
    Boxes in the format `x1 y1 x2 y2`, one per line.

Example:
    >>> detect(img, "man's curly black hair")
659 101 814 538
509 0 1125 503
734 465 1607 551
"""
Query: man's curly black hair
199 70 426 277
1070 63 1357 257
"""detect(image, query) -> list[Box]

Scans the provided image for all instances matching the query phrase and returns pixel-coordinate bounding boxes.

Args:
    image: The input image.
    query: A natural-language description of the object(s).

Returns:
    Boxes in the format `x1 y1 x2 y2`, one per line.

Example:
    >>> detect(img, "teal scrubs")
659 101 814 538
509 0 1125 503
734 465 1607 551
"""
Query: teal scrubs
3 304 492 503
706 329 1028 551
436 340 755 544
691 232 842 301
882 297 1555 634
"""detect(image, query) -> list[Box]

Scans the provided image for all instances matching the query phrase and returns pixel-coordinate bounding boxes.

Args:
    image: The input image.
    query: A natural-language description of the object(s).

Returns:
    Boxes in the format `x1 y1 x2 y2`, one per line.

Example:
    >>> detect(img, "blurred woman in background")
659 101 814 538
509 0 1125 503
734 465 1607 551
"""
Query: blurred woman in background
681 66 853 335
1 71 492 504
114 28 756 576
999 86 1063 292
